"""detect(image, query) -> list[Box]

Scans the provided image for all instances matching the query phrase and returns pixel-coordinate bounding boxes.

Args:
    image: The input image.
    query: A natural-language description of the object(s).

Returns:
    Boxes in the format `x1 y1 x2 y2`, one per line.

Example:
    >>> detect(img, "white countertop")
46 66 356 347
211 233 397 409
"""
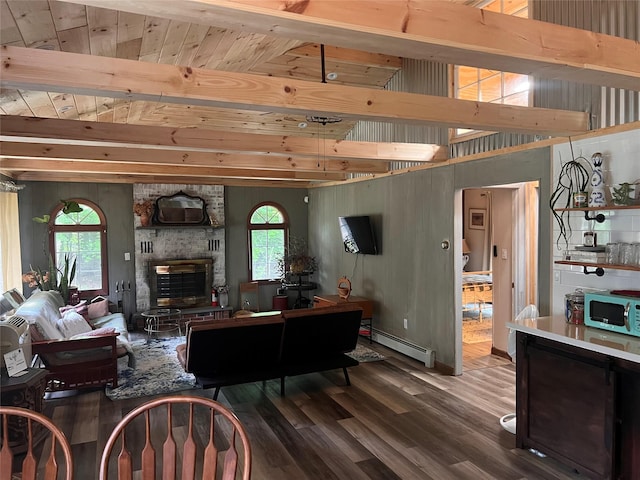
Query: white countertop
507 315 640 363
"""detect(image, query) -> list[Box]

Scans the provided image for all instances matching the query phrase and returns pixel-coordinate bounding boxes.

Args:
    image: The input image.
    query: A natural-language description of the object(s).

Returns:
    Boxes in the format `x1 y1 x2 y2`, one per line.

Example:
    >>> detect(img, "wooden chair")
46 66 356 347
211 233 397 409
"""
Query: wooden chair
0 406 73 480
99 395 252 480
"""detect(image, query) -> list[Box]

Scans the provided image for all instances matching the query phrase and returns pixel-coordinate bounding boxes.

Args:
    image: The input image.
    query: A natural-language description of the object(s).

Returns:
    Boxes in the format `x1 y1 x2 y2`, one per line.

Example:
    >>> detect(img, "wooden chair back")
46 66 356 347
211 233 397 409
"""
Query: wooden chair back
0 406 73 480
99 395 251 480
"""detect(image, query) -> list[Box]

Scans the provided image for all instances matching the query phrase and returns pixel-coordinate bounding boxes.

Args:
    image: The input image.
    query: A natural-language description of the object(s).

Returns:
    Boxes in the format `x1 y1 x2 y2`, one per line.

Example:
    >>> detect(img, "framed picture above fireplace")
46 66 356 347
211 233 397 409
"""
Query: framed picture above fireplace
153 191 210 226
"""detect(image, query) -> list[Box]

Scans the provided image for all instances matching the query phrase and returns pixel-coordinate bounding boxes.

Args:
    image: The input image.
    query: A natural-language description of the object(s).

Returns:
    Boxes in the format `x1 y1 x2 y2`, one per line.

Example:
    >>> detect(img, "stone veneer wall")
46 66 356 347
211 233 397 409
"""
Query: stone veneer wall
133 184 225 311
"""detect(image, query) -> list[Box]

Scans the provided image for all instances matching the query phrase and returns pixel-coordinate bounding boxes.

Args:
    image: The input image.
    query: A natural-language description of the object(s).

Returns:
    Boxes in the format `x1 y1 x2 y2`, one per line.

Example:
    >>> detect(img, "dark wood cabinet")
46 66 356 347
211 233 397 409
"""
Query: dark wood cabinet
516 333 614 478
516 331 640 479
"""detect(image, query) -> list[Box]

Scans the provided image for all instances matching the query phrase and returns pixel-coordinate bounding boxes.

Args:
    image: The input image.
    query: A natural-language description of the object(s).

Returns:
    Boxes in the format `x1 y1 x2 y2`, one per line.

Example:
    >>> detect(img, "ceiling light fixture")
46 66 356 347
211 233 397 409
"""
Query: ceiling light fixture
304 44 343 171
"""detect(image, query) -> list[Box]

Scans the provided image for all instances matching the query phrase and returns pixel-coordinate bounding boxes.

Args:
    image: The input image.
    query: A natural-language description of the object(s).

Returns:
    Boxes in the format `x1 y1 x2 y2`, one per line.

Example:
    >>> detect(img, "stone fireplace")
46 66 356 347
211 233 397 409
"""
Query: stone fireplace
133 184 225 312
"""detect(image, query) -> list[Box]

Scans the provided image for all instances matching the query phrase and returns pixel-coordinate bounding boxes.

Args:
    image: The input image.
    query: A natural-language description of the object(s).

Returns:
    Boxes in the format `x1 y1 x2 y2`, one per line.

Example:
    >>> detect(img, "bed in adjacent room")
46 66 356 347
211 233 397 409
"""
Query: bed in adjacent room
462 271 493 322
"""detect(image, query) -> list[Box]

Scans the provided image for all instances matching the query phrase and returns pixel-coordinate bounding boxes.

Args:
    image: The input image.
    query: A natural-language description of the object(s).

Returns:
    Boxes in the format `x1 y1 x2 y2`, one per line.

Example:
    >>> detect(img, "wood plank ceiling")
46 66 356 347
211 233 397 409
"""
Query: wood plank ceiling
0 0 638 187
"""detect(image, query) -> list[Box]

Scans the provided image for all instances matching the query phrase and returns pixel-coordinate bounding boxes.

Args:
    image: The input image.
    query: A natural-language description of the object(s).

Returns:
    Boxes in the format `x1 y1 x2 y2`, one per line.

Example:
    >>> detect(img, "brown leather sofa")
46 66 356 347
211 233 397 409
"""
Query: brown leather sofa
176 303 363 399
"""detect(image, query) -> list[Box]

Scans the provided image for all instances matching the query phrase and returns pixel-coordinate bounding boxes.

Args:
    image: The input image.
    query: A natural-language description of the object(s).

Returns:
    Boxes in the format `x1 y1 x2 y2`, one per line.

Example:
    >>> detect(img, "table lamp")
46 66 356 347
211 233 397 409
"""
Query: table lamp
462 239 471 271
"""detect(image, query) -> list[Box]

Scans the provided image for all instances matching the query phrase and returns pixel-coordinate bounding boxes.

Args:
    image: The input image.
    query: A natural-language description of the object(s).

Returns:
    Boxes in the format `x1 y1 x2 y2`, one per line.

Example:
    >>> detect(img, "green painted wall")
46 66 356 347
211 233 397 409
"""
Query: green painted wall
309 147 552 370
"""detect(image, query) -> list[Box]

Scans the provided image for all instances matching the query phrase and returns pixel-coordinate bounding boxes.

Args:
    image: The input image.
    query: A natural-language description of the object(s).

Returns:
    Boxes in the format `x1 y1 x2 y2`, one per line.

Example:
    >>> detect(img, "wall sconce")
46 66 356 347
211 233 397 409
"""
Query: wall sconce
462 239 471 271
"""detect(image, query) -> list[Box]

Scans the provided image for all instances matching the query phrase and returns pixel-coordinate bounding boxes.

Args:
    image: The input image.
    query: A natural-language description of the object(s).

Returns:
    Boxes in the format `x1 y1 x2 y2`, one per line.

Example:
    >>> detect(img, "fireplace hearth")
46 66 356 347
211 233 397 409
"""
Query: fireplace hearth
149 259 213 308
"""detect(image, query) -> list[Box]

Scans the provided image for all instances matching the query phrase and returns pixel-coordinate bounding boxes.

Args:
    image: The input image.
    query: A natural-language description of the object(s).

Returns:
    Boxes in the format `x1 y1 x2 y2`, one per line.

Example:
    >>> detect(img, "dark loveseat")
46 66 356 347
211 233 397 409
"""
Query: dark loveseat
176 303 363 399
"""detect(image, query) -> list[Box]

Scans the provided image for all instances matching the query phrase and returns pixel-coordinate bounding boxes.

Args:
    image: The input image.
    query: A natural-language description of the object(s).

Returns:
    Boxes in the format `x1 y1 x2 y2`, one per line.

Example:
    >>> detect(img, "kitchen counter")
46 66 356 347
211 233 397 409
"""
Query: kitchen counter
507 315 640 363
510 315 640 479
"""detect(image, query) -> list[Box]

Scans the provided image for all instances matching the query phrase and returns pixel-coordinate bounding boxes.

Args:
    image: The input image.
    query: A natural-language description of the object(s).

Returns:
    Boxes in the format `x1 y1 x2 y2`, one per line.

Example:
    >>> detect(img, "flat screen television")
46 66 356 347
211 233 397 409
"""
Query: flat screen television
339 215 378 255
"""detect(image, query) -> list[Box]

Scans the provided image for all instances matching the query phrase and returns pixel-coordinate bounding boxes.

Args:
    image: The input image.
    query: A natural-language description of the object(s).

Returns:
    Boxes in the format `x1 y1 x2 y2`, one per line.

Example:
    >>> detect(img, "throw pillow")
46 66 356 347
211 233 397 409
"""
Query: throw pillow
88 298 110 319
70 326 116 339
59 300 89 321
57 310 93 338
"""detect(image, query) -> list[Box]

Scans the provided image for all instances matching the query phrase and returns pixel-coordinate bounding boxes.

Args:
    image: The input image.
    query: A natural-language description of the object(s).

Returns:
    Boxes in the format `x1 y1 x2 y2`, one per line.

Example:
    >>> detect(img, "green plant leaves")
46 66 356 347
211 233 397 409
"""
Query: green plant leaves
32 215 50 223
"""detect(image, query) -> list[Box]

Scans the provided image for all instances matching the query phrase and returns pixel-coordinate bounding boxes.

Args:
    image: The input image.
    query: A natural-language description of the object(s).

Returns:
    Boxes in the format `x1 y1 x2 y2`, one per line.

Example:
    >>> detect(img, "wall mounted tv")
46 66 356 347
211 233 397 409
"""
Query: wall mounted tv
339 215 378 255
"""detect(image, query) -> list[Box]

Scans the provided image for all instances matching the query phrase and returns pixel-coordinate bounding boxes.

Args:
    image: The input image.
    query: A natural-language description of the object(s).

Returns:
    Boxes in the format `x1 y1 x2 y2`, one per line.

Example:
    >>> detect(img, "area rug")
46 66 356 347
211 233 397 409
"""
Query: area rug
347 343 385 362
463 319 493 344
106 336 197 401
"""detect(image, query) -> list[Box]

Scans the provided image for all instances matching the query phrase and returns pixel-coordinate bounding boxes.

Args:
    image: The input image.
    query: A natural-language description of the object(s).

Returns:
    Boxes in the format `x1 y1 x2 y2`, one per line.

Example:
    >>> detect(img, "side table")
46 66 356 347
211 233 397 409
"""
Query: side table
142 308 182 336
0 368 49 454
313 294 374 343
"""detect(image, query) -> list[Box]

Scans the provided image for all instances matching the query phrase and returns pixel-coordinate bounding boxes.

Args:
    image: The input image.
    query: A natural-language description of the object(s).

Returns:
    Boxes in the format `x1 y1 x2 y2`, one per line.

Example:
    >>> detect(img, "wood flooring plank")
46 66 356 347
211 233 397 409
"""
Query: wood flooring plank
37 339 585 480
339 416 438 479
296 424 371 480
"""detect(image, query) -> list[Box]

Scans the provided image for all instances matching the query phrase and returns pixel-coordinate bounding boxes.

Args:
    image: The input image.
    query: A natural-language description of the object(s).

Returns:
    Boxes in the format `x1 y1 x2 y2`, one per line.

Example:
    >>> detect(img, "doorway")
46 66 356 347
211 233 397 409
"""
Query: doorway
461 182 539 371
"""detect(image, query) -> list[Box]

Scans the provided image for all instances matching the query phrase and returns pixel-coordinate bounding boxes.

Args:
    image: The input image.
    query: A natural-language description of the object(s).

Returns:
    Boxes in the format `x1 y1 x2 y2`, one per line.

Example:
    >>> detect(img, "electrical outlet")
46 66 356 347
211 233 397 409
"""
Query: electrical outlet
501 248 508 260
124 252 130 261
403 318 408 329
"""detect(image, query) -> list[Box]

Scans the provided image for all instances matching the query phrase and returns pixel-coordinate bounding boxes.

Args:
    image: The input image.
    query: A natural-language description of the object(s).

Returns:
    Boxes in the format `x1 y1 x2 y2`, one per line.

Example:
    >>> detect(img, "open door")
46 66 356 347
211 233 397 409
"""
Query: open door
461 182 538 371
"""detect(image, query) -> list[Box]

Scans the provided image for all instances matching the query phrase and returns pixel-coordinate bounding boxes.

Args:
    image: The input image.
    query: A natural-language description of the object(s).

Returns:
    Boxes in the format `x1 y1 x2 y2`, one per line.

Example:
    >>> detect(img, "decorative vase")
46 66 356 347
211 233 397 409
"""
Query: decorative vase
337 277 351 300
139 213 150 226
588 152 607 207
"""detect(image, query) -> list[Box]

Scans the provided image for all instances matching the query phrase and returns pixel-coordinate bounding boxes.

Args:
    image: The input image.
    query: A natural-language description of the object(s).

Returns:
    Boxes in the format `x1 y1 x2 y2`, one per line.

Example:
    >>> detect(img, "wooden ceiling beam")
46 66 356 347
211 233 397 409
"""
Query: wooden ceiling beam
0 47 589 136
0 157 346 181
285 44 402 70
0 141 389 174
6 170 311 187
64 0 640 91
0 116 445 162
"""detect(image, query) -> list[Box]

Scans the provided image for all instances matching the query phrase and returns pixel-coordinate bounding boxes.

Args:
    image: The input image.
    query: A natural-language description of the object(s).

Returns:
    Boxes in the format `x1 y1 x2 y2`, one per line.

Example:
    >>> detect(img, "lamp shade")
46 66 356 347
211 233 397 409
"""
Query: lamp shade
462 239 471 254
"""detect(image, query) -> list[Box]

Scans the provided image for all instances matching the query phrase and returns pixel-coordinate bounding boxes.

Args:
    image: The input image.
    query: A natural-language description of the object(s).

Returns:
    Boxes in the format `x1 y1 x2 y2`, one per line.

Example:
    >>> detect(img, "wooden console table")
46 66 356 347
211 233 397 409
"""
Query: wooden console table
313 294 374 343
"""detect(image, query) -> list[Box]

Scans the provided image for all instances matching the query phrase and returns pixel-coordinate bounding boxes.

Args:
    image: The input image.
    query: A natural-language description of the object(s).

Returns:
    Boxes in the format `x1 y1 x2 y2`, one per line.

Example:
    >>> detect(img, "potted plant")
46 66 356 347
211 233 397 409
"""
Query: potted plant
277 236 318 277
23 253 77 304
610 182 636 206
133 200 154 226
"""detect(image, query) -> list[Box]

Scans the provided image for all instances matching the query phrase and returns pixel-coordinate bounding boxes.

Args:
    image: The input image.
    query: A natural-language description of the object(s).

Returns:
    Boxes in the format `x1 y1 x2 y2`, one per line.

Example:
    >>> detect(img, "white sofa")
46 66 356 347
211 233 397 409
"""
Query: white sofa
13 291 134 392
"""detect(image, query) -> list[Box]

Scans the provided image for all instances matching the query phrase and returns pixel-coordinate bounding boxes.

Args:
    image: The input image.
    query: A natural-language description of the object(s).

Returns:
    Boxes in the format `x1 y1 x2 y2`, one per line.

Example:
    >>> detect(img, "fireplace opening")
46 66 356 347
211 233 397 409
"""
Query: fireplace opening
149 259 213 308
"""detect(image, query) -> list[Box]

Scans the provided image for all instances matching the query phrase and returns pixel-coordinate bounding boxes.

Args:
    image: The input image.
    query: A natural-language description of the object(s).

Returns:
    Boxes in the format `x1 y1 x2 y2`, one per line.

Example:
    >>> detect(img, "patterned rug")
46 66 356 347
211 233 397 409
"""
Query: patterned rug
347 343 385 362
106 336 196 401
105 337 384 401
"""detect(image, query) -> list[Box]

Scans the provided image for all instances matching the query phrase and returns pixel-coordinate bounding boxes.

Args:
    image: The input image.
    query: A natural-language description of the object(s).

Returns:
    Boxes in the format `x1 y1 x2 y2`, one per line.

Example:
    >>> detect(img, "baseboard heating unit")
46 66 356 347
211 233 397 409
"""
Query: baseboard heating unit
371 329 434 368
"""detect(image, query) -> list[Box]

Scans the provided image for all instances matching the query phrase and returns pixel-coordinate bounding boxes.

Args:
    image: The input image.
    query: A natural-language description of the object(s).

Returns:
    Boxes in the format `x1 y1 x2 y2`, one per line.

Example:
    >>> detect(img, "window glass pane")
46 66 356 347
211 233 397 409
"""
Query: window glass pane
250 205 284 224
55 231 102 290
458 84 478 101
503 72 529 97
503 90 529 106
453 0 530 137
55 204 100 225
479 74 502 102
457 66 477 89
251 229 284 280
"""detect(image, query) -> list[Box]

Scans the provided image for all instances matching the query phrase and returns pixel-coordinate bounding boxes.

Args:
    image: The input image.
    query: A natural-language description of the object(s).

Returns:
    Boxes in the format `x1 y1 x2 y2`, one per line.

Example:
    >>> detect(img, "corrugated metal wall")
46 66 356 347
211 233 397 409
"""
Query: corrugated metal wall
349 0 639 163
532 0 639 129
346 59 449 172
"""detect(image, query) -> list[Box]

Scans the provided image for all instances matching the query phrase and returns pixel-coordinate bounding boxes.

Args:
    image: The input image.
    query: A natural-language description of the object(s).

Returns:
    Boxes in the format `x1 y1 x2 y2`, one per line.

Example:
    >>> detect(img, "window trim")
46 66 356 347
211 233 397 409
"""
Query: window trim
247 202 289 282
49 198 109 298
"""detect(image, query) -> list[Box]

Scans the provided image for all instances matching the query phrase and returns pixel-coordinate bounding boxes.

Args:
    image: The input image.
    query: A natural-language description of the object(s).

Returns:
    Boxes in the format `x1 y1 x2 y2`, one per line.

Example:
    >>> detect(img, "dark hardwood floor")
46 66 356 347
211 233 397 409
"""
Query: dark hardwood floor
41 339 581 479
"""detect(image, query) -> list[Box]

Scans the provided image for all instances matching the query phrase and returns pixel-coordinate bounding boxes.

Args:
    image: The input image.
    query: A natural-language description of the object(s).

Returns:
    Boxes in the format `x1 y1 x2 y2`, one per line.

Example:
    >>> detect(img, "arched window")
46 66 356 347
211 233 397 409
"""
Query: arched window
49 199 108 297
247 203 288 281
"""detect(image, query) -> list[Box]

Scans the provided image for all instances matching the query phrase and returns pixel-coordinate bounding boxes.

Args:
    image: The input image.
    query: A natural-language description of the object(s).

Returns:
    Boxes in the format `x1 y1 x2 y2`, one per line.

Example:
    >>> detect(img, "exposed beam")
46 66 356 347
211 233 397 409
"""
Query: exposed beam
0 116 445 163
4 170 311 187
0 47 589 136
0 141 389 174
64 0 640 91
0 158 346 181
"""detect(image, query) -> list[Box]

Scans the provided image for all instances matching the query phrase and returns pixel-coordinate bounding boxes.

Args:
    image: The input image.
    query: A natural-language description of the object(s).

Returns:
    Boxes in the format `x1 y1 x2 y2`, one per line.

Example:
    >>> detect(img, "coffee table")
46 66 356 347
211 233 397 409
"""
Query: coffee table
142 308 182 336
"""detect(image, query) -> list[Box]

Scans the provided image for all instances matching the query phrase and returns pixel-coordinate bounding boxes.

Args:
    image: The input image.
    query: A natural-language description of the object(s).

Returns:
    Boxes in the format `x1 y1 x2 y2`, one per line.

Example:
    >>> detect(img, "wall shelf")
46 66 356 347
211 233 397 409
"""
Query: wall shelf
555 260 640 275
136 225 224 231
554 204 640 222
554 205 640 212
